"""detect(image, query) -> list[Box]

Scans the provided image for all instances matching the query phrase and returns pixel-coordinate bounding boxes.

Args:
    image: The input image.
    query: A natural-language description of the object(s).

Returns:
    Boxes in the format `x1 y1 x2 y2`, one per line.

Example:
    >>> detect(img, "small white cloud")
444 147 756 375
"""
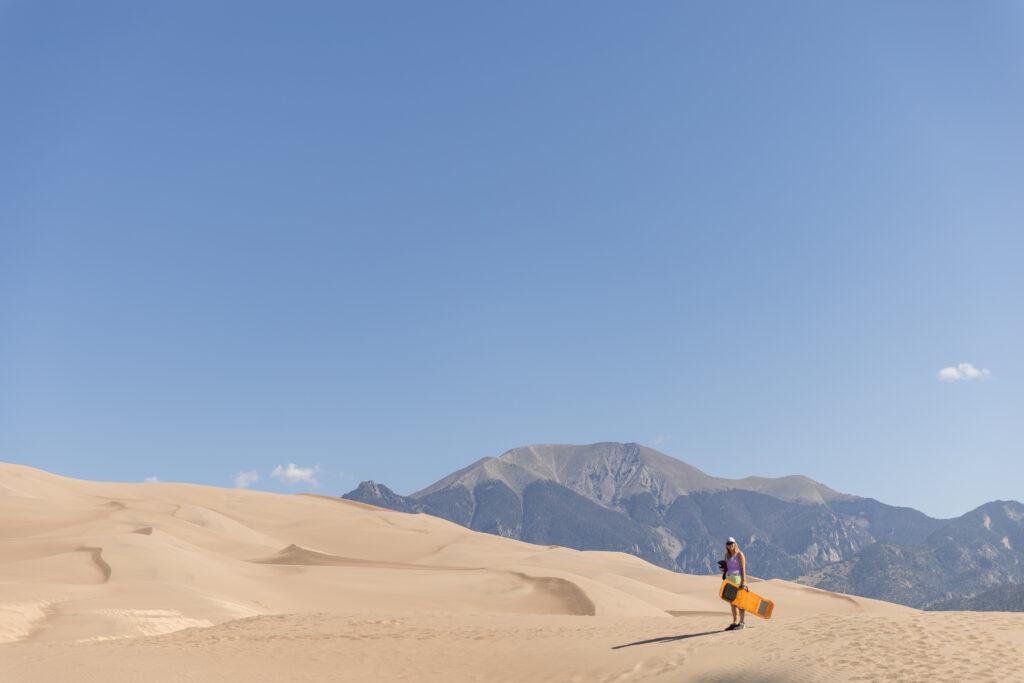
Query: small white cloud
937 367 961 382
270 463 319 486
937 363 992 382
144 476 160 483
652 435 667 446
233 471 260 489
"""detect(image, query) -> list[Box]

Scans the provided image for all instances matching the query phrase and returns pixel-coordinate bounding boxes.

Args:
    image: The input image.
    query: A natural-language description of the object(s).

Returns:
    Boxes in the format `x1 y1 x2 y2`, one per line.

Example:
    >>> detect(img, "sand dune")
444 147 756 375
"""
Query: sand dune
2 461 1020 681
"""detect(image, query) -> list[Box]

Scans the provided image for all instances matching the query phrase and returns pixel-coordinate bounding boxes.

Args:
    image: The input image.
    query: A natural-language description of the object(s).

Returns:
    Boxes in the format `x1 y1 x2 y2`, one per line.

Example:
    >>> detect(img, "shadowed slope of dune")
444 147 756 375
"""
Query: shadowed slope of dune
251 543 465 570
73 546 111 582
505 571 596 616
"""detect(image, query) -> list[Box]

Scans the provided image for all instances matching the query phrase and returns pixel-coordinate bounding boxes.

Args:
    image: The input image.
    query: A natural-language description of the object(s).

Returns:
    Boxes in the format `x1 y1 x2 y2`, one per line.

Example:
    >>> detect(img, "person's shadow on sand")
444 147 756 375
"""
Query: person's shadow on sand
611 630 724 649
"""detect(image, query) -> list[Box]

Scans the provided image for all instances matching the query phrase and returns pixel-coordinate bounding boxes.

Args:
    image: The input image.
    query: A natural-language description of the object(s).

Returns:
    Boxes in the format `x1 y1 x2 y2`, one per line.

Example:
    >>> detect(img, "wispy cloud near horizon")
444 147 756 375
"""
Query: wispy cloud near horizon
233 471 260 488
938 363 991 382
270 463 318 486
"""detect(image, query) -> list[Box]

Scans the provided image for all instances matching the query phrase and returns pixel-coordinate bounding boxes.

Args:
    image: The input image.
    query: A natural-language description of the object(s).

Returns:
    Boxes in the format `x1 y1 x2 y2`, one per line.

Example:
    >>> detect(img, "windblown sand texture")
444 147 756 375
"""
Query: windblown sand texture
2 462 1021 681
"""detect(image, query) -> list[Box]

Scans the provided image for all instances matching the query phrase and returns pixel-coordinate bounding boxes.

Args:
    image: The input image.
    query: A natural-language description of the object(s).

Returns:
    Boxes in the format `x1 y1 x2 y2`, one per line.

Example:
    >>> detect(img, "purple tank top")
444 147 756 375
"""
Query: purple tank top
725 554 741 575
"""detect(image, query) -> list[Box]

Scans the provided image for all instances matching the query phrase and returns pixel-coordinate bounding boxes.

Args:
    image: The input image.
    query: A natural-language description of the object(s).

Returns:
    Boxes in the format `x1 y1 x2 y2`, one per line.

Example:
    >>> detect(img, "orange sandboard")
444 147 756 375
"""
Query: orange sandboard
719 581 774 619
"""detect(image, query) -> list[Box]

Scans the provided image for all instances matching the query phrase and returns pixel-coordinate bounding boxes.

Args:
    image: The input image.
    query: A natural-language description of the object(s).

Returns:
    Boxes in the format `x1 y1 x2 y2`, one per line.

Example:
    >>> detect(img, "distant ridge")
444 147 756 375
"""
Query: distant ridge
930 585 1024 611
799 500 1024 609
344 442 1024 611
412 443 849 506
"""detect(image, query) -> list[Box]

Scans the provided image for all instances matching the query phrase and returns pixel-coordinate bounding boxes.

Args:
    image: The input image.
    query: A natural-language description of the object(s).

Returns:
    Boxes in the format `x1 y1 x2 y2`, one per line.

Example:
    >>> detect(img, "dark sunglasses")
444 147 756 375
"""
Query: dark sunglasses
726 541 735 545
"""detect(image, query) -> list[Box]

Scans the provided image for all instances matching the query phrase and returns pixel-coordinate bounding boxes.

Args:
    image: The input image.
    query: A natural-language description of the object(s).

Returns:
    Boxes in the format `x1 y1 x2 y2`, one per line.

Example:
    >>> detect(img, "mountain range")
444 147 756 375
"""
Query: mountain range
343 442 1023 609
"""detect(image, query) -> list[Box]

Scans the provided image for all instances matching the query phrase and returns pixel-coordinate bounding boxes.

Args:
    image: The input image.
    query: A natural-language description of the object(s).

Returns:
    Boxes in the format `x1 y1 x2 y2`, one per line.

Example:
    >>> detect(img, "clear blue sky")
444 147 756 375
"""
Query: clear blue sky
2 2 1021 518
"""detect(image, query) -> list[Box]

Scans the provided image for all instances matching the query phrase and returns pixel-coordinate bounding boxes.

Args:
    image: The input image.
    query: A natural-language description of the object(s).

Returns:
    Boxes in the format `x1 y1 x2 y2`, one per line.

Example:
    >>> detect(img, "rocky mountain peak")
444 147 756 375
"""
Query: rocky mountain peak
494 442 724 508
348 480 420 513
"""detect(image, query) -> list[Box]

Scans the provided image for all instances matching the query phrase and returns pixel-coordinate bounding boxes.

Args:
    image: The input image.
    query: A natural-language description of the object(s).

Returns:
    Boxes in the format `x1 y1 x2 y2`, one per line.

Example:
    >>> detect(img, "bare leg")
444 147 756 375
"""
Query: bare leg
739 608 745 624
731 604 739 624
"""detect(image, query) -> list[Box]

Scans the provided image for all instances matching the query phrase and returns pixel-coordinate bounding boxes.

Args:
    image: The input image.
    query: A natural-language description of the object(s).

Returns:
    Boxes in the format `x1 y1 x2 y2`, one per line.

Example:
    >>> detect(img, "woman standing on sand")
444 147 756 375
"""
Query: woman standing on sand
723 537 747 630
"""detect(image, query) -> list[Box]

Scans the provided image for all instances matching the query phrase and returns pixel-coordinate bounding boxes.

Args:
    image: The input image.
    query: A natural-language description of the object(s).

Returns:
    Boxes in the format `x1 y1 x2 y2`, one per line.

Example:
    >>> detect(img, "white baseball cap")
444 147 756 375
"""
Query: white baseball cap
726 537 736 543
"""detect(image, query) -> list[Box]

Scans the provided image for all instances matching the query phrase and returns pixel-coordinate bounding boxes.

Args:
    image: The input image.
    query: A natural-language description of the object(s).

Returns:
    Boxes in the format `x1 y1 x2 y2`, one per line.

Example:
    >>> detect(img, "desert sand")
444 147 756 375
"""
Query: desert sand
2 462 1021 682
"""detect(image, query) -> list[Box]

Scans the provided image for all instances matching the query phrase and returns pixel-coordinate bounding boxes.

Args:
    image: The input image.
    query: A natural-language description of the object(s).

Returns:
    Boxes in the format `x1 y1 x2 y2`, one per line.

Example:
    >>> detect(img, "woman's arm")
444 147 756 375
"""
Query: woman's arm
739 552 747 588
